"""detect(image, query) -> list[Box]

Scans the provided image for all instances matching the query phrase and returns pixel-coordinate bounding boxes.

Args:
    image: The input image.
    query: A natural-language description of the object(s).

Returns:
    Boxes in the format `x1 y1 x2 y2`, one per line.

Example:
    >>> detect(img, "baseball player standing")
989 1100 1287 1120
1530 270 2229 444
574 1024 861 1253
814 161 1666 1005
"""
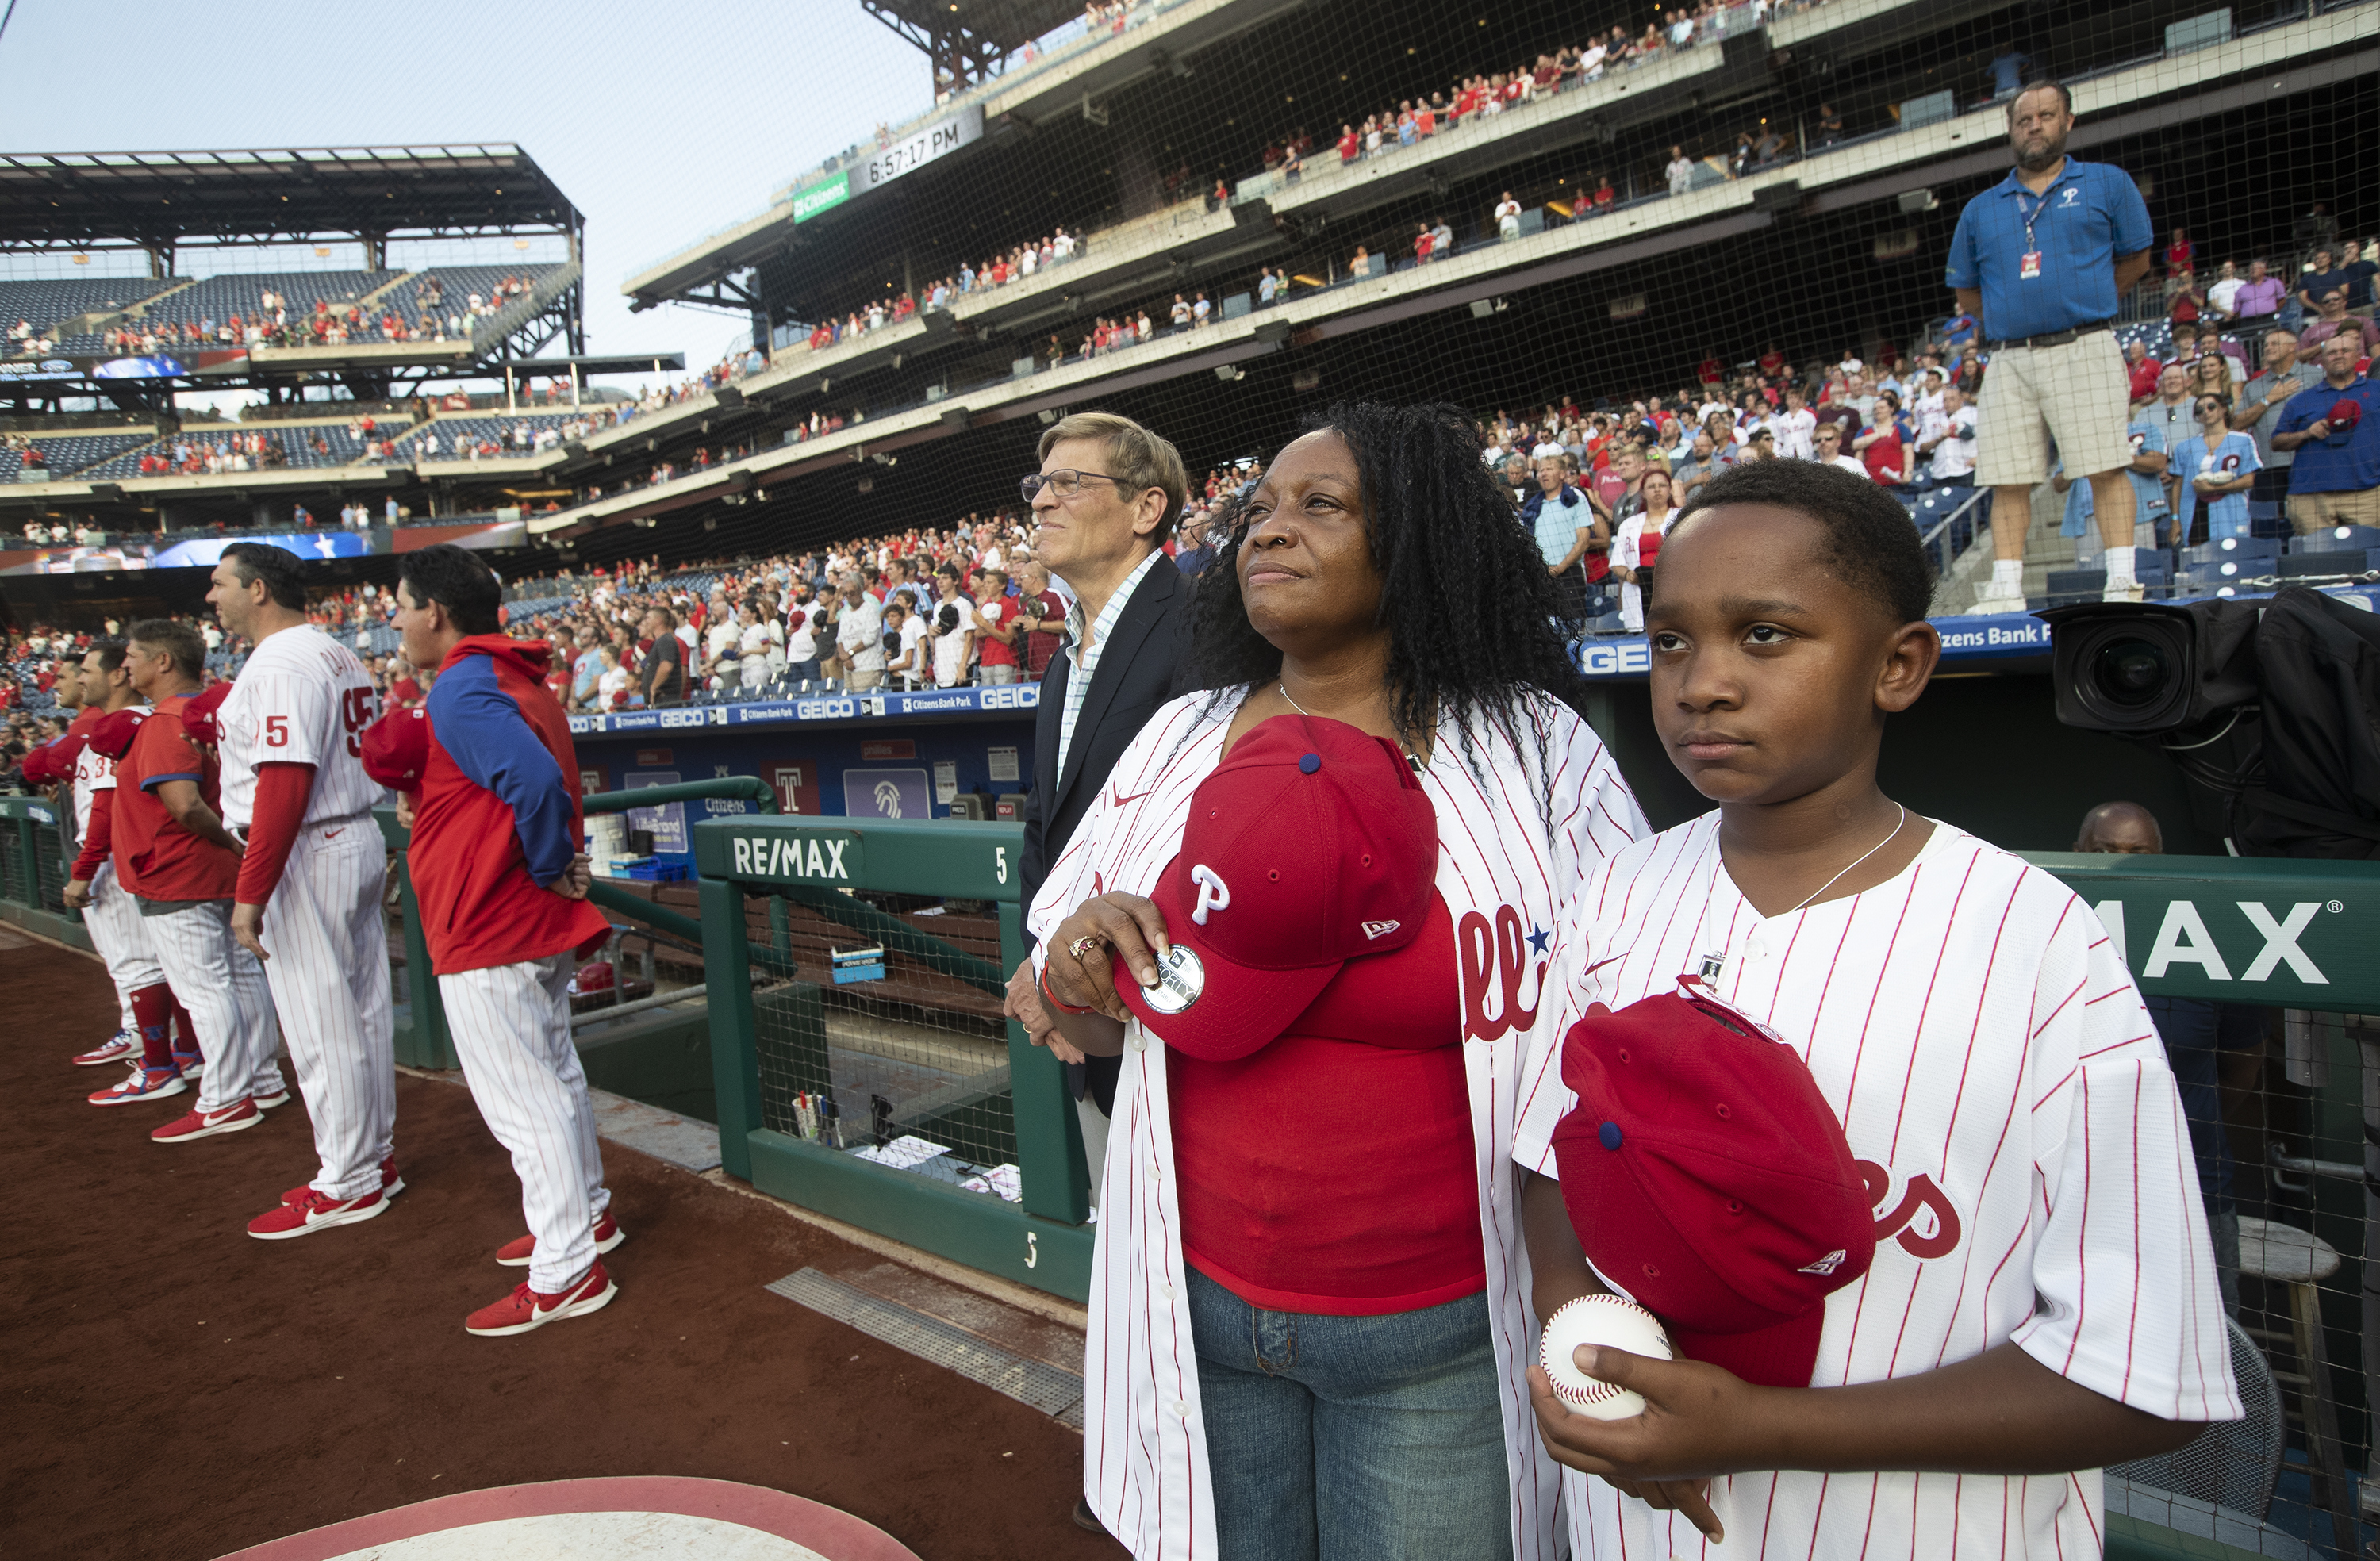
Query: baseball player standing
109 619 289 1143
202 544 401 1239
390 544 620 1336
61 642 191 1103
40 654 136 1068
1511 462 2236 1557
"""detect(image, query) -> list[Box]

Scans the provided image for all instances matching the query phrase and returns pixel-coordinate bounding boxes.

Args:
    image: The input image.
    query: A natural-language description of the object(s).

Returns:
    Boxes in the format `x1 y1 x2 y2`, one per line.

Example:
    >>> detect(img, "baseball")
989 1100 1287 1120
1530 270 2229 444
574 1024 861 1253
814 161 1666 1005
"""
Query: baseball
1539 1294 1674 1419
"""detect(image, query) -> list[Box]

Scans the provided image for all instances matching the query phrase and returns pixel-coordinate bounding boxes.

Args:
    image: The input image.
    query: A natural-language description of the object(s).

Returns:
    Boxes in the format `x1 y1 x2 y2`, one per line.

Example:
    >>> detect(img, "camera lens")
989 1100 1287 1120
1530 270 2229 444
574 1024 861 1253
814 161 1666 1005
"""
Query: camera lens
2092 635 2171 708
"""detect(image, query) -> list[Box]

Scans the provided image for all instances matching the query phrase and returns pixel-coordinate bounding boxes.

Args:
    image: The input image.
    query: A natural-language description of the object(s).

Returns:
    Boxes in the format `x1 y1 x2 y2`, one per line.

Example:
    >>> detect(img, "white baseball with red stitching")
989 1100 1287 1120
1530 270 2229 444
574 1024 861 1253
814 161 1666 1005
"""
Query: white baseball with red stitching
1539 1294 1672 1420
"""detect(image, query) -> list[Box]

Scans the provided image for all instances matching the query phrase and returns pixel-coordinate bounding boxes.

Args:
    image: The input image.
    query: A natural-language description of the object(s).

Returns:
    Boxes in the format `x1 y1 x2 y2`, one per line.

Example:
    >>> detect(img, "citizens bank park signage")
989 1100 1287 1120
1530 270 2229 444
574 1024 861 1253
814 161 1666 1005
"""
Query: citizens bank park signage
789 105 986 224
1575 591 2379 679
567 681 1037 735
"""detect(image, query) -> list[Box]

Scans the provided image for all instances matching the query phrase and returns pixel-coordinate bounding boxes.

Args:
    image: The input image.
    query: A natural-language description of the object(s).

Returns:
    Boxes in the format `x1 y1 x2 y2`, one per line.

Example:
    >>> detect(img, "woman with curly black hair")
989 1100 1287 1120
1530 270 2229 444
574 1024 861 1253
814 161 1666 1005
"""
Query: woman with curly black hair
1029 402 1649 1561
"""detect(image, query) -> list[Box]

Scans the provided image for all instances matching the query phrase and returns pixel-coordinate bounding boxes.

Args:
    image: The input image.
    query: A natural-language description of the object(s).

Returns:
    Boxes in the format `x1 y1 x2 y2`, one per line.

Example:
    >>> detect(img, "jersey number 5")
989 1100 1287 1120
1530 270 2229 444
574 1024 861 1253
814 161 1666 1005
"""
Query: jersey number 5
340 687 376 757
264 714 290 746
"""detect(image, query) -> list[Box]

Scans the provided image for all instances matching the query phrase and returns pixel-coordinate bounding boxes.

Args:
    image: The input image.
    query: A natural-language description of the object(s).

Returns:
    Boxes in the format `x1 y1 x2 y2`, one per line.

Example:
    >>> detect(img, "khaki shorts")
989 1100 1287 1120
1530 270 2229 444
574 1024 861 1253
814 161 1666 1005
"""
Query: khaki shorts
1974 330 2134 488
2290 487 2380 533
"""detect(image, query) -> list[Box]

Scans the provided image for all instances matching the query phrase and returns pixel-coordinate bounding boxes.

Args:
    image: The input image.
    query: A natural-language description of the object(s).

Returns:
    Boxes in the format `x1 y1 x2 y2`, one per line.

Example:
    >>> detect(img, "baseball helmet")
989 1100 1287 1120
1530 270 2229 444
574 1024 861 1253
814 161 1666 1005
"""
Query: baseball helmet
181 681 233 746
360 706 429 788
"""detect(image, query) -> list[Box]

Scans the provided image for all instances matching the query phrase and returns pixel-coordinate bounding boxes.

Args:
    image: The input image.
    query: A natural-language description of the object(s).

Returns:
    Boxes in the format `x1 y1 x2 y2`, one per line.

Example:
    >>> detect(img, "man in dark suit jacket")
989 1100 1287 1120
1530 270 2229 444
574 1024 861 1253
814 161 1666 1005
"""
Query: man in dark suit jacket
1003 411 1193 1536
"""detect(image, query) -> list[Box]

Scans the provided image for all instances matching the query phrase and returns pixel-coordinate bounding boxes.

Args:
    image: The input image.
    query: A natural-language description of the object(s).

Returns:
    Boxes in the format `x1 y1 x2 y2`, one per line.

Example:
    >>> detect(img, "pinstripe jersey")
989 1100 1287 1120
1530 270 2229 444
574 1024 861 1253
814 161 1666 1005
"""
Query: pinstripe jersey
216 624 384 830
1030 685 1647 1561
1512 814 2242 1559
71 706 138 837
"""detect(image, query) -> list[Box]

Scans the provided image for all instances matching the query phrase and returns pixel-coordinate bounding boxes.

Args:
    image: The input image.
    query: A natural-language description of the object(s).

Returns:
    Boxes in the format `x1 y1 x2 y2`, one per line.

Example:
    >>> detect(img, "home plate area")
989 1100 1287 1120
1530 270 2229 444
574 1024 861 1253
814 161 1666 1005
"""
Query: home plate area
216 1477 920 1560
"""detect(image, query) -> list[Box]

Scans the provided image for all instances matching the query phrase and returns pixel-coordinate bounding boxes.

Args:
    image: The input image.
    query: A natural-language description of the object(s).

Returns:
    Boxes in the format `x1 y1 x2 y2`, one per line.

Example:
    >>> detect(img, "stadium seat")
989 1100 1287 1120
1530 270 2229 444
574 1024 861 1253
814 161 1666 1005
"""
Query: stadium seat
2294 524 2380 554
2183 535 2279 569
2277 548 2380 581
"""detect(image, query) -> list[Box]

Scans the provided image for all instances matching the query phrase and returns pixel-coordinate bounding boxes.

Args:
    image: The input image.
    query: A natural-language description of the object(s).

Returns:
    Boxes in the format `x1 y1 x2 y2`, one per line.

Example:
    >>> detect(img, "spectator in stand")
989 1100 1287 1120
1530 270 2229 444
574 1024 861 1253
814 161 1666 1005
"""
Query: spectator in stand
1813 424 1868 477
2272 331 2380 531
1610 466 1678 631
2125 338 2164 401
1947 80 2153 610
1430 216 1455 259
1920 384 1979 486
973 569 1023 685
835 574 888 692
639 608 686 707
2340 237 2378 318
2168 393 2261 546
2205 260 2247 323
2297 286 2380 359
2297 249 2347 317
885 602 926 691
2231 259 2287 324
2234 327 2322 533
927 568 974 689
2141 364 2197 459
1524 453 1603 620
1015 560 1068 680
1495 192 1523 240
1671 431 1727 497
1853 389 1910 487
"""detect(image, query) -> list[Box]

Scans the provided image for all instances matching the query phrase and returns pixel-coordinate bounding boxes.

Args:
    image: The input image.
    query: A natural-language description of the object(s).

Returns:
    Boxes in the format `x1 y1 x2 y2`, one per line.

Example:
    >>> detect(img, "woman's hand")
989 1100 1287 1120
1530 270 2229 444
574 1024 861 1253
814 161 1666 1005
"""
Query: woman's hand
1044 892 1171 1022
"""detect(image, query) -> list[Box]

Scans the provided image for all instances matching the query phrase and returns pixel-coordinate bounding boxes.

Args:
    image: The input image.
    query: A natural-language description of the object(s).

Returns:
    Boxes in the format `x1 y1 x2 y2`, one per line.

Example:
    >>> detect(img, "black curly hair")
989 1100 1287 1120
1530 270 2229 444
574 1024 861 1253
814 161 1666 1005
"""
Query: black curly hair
1184 400 1588 773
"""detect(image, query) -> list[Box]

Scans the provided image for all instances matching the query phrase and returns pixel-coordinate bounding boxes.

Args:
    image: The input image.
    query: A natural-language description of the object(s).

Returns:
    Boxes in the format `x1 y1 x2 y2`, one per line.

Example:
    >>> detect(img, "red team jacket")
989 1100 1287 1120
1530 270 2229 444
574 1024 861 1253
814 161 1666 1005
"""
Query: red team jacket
411 635 607 976
115 693 238 902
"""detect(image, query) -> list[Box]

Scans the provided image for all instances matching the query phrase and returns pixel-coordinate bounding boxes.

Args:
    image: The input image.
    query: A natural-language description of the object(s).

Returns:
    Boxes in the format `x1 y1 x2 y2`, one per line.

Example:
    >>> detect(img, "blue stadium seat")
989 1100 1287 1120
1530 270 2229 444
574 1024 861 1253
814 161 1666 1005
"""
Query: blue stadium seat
2182 535 2279 569
2294 524 2380 554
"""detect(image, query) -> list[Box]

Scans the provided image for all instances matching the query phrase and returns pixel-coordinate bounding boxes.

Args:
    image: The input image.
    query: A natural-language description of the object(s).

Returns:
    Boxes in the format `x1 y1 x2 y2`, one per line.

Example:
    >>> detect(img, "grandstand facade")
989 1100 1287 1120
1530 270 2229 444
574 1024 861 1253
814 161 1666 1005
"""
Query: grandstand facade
2 0 2373 607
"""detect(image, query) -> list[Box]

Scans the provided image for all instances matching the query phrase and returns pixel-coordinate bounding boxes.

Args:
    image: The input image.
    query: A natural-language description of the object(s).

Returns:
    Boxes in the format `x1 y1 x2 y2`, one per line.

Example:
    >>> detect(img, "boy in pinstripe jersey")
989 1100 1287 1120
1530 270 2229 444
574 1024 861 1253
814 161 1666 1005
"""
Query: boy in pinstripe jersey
391 546 620 1337
1512 462 2235 1558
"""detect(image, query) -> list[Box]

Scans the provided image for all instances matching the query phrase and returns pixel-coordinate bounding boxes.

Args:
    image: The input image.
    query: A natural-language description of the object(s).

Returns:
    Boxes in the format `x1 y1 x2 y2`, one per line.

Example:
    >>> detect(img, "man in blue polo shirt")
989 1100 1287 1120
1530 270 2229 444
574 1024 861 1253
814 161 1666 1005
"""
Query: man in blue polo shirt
1945 79 2155 612
2271 330 2380 531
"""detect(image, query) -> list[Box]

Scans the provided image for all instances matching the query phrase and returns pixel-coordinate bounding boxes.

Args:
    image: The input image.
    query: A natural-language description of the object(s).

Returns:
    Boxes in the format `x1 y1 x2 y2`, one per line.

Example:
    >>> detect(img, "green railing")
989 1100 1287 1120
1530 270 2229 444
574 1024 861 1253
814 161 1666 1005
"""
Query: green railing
692 813 1092 1299
376 775 781 1070
0 793 88 949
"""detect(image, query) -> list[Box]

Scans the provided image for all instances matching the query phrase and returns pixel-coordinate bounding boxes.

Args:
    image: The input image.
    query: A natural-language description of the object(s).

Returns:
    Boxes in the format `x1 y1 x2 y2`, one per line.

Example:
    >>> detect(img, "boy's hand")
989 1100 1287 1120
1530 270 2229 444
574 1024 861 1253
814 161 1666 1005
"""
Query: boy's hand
1526 1346 1777 1543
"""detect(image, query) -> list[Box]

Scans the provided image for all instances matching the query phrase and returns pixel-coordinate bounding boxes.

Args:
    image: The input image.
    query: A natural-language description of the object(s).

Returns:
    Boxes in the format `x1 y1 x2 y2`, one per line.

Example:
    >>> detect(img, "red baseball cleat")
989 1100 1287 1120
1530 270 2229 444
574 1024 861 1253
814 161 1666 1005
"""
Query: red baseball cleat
247 1187 389 1241
72 1031 140 1067
495 1208 624 1267
88 1065 188 1107
150 1097 262 1143
464 1259 617 1337
282 1156 404 1206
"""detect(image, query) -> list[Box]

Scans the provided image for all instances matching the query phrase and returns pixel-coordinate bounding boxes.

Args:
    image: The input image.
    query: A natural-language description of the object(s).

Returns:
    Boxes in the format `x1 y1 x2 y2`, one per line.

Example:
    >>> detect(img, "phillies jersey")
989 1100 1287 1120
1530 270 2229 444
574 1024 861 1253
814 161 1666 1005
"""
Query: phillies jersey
61 704 104 836
1513 815 2239 1560
215 623 385 830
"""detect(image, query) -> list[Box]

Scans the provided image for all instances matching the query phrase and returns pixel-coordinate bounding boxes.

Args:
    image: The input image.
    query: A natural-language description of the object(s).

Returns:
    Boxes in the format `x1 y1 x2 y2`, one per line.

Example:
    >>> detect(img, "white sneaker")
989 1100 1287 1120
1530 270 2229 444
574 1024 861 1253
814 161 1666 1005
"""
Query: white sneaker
1967 586 2026 616
2100 580 2146 604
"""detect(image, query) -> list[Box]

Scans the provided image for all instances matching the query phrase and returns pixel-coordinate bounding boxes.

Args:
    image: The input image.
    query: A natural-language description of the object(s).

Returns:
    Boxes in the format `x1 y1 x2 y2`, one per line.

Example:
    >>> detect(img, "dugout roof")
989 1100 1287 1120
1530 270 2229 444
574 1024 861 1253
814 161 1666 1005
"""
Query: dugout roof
0 146 582 250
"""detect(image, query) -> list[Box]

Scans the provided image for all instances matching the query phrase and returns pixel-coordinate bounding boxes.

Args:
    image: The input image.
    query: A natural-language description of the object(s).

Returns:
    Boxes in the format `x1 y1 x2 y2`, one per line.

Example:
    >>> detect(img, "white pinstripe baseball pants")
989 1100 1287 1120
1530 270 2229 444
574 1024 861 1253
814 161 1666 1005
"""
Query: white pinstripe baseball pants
438 953 611 1294
82 862 162 1030
144 899 284 1111
260 823 396 1200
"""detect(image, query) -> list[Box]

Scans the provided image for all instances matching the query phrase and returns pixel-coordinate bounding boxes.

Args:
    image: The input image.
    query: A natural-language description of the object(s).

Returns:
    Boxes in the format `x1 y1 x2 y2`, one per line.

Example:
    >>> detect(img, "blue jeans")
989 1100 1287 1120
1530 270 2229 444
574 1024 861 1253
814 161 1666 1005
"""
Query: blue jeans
1187 1268 1513 1561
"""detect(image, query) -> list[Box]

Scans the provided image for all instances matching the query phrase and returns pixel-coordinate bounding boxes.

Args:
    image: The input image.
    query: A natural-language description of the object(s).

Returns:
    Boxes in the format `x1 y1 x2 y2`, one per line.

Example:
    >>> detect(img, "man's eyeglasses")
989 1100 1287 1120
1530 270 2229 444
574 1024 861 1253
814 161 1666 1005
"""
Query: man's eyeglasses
1020 469 1129 502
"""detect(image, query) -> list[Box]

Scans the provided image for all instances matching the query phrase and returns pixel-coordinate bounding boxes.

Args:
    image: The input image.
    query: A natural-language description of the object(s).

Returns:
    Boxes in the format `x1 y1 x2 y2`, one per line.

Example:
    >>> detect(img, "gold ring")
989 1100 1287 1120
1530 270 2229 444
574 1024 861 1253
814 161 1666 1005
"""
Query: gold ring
1068 934 1101 961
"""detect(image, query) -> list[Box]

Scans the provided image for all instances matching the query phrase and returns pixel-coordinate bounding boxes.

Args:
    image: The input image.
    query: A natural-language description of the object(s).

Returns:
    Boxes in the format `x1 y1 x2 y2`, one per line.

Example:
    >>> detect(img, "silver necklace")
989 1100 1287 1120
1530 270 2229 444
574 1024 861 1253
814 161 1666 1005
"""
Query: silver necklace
1780 803 1908 917
1279 681 1425 772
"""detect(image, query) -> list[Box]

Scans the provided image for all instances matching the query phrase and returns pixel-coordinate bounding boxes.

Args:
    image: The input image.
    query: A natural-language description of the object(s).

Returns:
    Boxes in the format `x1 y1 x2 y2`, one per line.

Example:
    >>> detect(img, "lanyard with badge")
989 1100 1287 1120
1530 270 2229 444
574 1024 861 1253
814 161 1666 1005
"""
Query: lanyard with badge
2015 185 2057 281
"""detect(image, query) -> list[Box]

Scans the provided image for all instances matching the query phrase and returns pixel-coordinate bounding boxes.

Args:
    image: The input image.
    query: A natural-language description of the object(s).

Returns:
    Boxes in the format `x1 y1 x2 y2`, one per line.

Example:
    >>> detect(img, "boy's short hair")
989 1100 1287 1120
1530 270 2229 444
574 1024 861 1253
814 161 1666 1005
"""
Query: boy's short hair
1667 460 1936 625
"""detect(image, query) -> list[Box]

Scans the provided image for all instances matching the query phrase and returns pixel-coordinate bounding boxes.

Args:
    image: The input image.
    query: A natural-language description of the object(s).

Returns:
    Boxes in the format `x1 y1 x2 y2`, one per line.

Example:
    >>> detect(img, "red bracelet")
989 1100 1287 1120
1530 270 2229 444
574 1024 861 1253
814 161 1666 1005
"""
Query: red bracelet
1038 961 1093 1015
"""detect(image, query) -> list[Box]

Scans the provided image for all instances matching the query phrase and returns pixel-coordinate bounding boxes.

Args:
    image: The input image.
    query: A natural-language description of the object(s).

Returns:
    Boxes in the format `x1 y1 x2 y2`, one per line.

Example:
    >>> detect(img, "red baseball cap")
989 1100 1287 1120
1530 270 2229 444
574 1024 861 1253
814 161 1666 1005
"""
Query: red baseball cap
21 744 57 785
2325 398 2362 443
181 681 232 746
1113 713 1437 1056
1549 976 1876 1389
360 706 428 788
85 708 148 760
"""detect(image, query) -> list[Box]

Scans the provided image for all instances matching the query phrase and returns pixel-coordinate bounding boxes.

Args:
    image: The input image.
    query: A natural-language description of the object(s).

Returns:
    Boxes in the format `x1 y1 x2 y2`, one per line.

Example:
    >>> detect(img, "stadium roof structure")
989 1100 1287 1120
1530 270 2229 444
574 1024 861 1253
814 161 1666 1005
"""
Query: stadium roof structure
862 0 1083 86
0 145 582 256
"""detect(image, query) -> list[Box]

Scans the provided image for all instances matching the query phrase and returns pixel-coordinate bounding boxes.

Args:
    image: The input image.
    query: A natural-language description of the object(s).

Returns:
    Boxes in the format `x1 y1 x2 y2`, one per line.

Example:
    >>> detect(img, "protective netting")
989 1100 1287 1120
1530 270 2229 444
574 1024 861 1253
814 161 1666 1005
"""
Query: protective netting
740 888 1023 1201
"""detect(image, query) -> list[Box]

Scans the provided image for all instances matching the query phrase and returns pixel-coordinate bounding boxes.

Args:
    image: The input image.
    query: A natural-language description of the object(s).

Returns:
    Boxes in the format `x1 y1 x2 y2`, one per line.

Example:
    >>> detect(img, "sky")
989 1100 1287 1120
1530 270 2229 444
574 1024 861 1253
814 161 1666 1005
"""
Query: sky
0 0 935 401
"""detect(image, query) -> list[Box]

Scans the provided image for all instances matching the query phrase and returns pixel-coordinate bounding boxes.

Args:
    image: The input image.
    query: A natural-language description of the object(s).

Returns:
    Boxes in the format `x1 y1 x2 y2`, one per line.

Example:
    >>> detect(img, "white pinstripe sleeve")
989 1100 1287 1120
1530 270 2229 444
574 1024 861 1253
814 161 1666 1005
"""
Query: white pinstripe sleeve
2008 892 2244 1423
